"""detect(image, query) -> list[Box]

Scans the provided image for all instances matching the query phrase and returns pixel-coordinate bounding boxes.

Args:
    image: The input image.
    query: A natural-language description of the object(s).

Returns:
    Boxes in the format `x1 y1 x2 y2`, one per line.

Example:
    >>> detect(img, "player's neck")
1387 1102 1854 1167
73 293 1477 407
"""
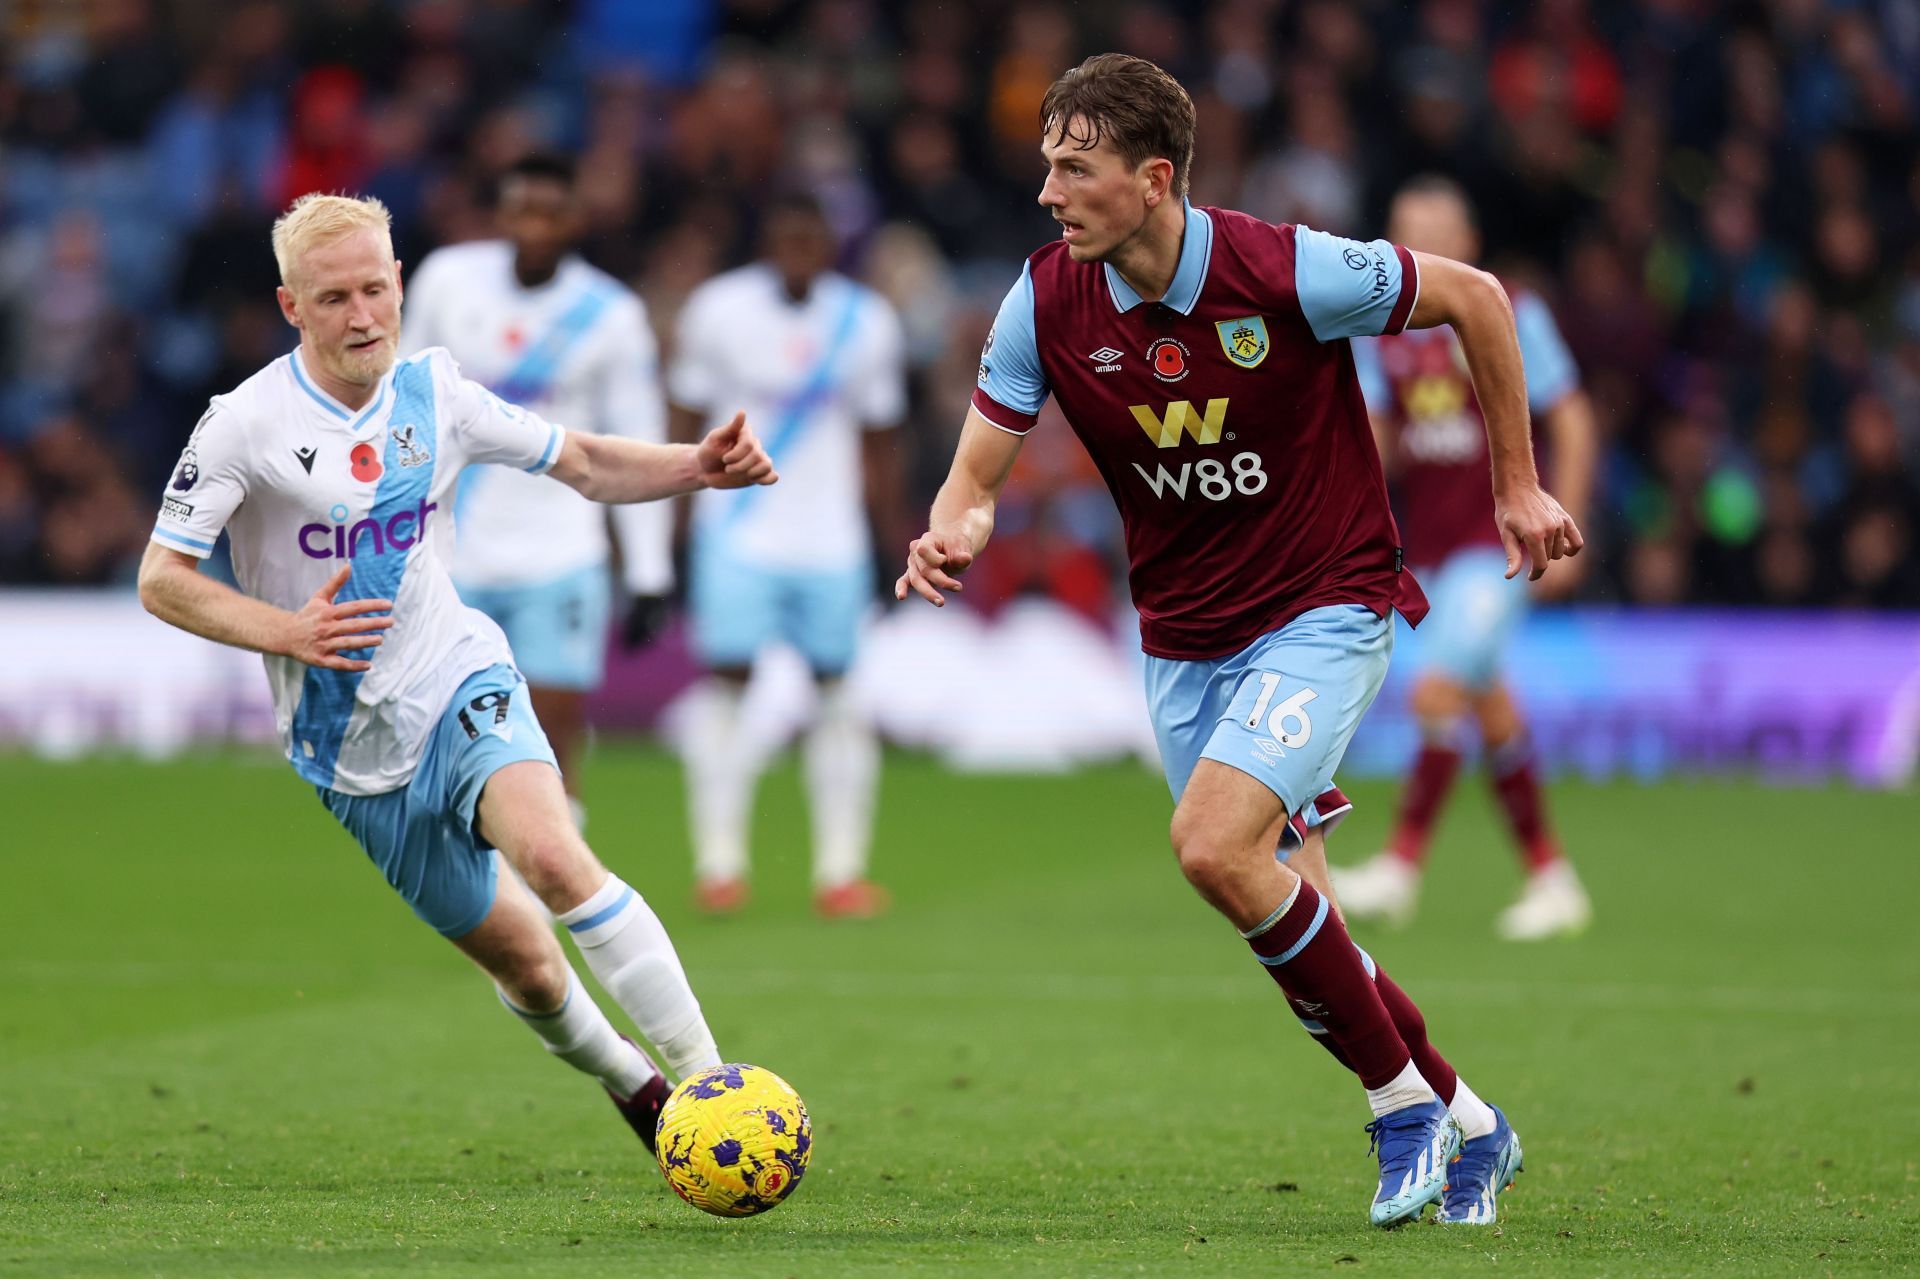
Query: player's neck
777 272 814 305
298 345 382 412
1105 201 1187 306
514 255 560 289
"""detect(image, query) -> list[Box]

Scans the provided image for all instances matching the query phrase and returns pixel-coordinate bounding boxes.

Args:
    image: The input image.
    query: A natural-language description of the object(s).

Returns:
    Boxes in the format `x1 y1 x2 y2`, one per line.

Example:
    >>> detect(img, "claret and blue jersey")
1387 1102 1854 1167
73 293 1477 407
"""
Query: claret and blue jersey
973 201 1438 816
973 200 1429 661
150 345 567 796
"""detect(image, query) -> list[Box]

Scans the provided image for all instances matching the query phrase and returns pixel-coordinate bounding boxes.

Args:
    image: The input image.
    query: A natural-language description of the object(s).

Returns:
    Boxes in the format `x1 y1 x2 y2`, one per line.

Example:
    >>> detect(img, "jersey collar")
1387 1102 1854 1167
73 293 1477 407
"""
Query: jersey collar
290 347 394 431
1103 201 1213 315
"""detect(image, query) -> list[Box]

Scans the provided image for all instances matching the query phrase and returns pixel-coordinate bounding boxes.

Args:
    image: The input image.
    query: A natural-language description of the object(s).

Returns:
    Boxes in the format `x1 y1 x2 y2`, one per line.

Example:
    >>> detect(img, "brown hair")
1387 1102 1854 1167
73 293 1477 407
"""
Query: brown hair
1040 54 1196 198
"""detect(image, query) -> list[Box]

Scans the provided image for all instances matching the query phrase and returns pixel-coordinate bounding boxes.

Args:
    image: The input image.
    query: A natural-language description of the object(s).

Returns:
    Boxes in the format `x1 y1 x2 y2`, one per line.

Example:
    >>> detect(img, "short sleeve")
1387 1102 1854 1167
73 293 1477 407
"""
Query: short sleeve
855 295 908 429
151 402 248 558
971 262 1048 434
443 356 566 474
1513 293 1579 413
1348 337 1392 415
666 288 723 413
1293 227 1420 342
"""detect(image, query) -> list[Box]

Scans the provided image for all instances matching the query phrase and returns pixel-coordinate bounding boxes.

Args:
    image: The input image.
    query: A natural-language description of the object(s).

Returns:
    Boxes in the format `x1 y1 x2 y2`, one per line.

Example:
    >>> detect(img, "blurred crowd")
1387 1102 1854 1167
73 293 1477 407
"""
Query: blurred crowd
1 0 1917 609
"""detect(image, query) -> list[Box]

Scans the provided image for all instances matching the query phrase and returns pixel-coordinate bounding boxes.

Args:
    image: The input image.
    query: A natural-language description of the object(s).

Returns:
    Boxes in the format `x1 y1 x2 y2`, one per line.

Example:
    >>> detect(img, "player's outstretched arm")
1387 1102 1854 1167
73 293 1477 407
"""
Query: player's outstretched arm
896 408 1024 607
1407 253 1585 581
548 411 776 504
137 546 393 672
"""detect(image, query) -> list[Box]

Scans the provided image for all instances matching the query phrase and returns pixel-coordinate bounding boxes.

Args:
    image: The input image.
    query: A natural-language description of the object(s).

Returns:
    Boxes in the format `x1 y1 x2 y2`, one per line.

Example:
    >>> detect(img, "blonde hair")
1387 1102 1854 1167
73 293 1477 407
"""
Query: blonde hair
271 193 394 288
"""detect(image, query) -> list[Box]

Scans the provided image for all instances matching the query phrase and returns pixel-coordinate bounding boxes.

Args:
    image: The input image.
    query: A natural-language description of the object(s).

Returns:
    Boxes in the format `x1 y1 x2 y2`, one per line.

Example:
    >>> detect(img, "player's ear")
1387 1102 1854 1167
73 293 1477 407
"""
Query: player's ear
1142 156 1174 208
275 285 301 330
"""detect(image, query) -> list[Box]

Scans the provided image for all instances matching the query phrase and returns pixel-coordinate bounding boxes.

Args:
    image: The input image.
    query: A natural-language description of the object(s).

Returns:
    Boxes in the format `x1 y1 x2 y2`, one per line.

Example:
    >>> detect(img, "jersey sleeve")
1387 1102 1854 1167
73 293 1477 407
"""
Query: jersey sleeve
601 297 675 595
855 294 908 429
970 262 1048 434
665 287 723 413
1348 337 1392 415
151 402 249 558
1293 227 1420 342
1513 292 1580 413
440 352 567 474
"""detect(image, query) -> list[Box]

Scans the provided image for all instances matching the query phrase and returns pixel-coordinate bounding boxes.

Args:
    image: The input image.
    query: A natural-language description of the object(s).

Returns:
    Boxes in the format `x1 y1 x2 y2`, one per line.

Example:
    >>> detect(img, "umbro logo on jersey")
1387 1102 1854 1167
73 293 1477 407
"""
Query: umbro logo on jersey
1088 347 1123 373
294 446 317 474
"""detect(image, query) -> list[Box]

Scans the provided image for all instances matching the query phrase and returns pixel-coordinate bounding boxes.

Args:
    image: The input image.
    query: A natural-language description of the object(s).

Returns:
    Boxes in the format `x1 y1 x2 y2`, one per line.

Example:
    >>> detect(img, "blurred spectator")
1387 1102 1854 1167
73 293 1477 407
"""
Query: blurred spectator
0 0 1913 608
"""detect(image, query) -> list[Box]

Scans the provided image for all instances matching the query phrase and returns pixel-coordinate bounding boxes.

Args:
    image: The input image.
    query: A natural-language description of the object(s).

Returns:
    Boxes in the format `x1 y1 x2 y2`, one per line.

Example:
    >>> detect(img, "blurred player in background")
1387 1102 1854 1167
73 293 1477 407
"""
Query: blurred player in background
668 193 908 920
402 153 673 831
1333 177 1596 940
900 56 1583 1227
139 194 774 1150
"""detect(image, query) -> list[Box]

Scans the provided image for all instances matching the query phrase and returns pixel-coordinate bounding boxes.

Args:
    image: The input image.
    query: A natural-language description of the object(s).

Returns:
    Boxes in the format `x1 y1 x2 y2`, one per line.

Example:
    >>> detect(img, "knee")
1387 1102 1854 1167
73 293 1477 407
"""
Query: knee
515 832 604 910
1169 810 1237 897
500 949 573 1014
1410 675 1467 726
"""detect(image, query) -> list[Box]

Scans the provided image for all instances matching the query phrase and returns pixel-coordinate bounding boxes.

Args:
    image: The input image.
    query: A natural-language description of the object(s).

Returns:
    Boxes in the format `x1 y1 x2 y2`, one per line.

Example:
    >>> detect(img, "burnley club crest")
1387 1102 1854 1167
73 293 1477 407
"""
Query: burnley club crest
1216 316 1269 369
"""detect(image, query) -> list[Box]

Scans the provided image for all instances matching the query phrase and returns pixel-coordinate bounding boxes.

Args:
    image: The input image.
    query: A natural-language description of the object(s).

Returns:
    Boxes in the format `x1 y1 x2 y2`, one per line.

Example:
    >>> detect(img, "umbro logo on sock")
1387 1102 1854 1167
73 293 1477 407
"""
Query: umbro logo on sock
294 446 317 473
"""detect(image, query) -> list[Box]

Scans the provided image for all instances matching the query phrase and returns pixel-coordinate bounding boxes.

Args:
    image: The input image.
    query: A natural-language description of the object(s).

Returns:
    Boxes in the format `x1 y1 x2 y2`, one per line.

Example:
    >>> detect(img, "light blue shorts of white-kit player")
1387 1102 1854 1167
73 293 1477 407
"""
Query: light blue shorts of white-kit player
689 539 868 676
316 664 558 939
456 563 613 691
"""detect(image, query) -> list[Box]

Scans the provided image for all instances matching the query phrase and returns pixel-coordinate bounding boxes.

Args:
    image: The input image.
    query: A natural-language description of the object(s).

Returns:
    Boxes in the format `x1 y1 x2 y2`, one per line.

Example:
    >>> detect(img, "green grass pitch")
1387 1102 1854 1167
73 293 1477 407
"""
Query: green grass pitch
2 746 1915 1276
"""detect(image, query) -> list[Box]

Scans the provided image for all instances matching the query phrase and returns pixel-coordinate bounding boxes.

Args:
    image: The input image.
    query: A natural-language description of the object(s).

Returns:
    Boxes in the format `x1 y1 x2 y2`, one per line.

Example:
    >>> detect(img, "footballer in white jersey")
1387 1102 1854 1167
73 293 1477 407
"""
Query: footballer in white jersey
138 193 776 1153
401 154 672 811
667 192 907 919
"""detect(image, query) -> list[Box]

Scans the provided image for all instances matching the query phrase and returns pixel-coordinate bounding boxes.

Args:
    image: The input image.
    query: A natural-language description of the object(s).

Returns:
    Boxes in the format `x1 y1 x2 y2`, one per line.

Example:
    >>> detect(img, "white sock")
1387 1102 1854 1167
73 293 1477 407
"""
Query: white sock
1447 1075 1499 1141
685 681 754 882
1364 1058 1437 1118
557 874 721 1078
805 680 878 889
499 968 657 1097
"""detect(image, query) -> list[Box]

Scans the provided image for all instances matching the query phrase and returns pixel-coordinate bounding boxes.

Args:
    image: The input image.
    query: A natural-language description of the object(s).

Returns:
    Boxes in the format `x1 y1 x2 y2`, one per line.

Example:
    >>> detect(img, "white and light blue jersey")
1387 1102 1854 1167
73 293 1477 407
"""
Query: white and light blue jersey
669 264 905 570
151 347 566 795
402 242 670 593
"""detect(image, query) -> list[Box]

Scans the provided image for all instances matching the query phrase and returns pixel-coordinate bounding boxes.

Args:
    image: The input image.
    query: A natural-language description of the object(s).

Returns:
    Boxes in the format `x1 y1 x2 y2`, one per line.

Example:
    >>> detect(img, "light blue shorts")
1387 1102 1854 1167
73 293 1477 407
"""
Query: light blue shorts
1144 605 1393 857
317 664 559 938
1401 546 1527 689
457 564 612 691
690 538 868 676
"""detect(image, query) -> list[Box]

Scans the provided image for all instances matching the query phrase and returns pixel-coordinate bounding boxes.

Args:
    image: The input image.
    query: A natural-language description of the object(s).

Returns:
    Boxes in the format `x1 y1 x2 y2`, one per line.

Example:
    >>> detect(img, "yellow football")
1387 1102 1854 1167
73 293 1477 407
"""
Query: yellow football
655 1063 811 1217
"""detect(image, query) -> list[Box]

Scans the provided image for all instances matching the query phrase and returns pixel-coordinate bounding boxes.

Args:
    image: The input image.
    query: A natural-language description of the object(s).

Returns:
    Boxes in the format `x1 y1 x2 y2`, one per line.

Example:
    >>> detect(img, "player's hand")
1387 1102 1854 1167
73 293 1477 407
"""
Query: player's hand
894 530 974 606
621 592 673 650
696 412 777 490
282 565 393 671
1494 483 1584 582
1528 543 1589 601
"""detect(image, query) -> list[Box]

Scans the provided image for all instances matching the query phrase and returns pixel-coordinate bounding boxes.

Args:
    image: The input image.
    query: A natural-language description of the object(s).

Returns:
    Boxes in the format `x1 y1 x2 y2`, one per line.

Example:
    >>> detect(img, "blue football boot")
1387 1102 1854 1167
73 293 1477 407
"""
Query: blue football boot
1437 1106 1523 1225
1365 1099 1463 1226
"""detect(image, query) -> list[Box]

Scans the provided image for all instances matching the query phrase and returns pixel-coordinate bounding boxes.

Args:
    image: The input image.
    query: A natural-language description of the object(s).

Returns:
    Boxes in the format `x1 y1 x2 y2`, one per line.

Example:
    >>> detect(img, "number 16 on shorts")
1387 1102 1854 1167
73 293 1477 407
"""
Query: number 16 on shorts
1245 673 1317 750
